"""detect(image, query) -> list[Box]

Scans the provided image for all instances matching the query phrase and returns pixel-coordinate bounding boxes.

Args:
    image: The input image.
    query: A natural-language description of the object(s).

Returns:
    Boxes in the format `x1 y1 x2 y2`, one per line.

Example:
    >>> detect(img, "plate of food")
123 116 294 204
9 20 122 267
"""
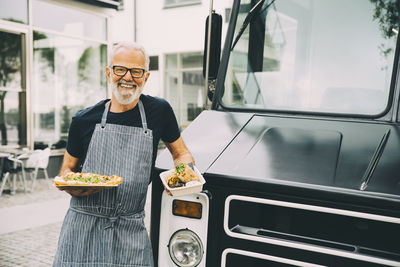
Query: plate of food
160 163 205 196
53 172 124 190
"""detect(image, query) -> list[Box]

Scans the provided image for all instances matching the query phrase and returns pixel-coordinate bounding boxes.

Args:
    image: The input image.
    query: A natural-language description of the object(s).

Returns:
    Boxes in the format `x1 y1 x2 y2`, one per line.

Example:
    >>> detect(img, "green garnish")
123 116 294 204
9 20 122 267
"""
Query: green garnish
63 173 114 184
175 163 185 174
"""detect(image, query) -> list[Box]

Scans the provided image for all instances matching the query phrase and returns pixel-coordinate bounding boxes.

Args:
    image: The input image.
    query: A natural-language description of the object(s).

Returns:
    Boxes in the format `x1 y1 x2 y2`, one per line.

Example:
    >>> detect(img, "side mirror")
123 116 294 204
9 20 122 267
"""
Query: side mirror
203 11 222 101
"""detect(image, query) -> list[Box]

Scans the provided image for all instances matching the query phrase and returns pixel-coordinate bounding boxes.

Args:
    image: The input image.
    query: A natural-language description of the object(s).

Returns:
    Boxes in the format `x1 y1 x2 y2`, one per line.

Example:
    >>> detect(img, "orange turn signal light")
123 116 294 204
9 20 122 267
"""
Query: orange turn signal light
172 199 202 219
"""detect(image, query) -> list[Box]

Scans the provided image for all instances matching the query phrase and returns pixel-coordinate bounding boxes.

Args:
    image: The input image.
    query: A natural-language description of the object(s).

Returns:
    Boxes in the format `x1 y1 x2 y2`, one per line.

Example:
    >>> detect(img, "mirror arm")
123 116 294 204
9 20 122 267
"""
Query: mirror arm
204 4 214 108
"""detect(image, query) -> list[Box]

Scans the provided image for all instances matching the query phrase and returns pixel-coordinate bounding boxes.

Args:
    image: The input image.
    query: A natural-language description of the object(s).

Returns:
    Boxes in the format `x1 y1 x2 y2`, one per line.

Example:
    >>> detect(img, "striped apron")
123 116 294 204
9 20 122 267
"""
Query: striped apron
53 100 154 267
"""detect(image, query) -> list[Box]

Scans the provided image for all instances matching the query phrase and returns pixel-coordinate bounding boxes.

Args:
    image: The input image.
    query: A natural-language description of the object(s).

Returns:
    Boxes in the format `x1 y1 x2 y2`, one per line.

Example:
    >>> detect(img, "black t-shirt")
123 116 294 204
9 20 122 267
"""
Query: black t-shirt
67 94 180 176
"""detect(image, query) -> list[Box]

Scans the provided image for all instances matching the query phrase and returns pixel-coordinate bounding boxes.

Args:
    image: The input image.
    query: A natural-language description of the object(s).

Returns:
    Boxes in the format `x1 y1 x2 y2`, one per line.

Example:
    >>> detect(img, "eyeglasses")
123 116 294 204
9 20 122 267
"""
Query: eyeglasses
111 65 146 78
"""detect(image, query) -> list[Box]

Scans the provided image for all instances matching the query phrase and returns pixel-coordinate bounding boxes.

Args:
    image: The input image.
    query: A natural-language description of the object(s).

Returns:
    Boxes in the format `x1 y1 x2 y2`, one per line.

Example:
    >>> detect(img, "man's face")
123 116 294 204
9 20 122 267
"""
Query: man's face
106 47 150 105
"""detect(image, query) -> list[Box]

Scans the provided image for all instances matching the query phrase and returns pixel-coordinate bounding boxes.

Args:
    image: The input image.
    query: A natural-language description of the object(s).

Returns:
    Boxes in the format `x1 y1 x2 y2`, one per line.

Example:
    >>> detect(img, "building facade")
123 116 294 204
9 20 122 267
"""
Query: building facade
0 0 134 152
136 0 232 128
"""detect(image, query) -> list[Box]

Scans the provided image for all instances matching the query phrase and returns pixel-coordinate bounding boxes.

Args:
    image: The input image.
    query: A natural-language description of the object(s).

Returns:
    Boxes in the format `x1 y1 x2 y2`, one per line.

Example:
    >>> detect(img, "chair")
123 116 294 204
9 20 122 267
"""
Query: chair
0 156 11 197
0 155 28 196
22 148 51 191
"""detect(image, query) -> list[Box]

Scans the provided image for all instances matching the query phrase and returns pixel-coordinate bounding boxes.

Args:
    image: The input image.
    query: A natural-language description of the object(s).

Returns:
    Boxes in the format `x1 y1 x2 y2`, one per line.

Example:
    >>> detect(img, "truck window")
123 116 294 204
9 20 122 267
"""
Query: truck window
221 0 398 116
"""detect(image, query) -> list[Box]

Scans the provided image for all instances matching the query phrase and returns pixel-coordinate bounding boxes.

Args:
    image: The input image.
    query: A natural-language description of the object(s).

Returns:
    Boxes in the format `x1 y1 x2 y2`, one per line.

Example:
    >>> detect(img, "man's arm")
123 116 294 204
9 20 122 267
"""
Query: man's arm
59 150 79 176
164 136 195 166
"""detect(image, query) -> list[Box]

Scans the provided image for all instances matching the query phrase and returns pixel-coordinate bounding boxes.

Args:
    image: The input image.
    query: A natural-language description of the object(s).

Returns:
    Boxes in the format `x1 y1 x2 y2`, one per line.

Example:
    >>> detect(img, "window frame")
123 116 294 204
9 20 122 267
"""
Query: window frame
213 0 400 122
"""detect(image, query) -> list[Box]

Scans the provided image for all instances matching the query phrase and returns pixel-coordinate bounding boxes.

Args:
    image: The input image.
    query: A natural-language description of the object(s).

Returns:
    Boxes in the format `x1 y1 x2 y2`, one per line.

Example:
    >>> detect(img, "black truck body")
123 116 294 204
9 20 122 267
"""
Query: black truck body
151 0 400 266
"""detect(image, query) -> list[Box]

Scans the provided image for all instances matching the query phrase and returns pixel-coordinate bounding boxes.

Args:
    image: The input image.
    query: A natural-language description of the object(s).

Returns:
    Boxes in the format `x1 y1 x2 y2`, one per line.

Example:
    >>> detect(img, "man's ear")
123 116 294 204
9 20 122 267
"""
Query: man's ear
106 66 111 83
144 71 150 82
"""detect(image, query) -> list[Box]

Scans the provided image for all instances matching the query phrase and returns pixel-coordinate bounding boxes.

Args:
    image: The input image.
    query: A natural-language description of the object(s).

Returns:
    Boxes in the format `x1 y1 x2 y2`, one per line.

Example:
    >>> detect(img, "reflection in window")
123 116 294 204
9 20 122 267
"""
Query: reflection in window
165 53 204 128
0 31 26 146
32 0 107 40
0 0 28 24
33 31 107 146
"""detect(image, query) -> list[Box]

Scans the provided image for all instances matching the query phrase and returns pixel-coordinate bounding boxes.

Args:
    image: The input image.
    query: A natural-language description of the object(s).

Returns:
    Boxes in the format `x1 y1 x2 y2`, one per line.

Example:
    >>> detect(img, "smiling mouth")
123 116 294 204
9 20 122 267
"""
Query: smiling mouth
119 83 136 89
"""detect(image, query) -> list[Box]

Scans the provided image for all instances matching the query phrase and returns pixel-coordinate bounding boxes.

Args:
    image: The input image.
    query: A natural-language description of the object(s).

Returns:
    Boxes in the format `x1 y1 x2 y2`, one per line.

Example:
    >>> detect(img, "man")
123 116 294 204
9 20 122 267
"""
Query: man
53 42 194 267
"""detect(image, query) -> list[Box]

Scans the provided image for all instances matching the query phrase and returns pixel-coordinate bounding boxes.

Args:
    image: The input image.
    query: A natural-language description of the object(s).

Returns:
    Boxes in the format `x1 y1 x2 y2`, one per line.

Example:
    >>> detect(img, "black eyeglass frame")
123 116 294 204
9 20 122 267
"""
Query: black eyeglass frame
110 65 147 78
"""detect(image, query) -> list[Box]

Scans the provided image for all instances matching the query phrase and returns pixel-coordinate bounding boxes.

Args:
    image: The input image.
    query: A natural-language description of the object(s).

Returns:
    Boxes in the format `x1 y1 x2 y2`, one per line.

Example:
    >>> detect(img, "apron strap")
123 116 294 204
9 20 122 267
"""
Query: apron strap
138 100 149 133
101 100 111 128
100 99 149 133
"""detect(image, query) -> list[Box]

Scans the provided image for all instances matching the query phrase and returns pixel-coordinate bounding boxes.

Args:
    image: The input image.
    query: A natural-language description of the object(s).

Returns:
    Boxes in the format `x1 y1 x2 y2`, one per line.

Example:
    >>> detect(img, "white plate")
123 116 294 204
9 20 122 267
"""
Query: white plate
159 166 205 196
54 184 119 190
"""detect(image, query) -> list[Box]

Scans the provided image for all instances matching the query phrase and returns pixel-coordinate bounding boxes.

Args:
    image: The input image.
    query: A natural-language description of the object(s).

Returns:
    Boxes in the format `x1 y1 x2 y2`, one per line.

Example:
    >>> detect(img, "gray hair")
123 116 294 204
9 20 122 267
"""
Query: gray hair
108 41 150 71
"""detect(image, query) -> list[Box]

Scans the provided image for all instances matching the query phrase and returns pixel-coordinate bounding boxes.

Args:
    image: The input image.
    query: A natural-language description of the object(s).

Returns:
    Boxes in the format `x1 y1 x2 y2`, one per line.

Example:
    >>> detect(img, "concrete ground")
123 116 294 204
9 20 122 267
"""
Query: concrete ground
0 179 152 266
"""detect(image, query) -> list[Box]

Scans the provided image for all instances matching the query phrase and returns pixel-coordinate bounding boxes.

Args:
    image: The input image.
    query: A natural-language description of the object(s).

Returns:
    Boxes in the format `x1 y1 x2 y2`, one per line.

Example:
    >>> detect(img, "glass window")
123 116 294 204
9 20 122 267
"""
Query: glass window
166 54 178 69
165 0 201 8
165 71 180 116
165 53 204 128
33 31 107 146
223 0 398 115
181 53 203 68
0 0 28 24
182 70 204 123
32 0 107 41
0 31 26 146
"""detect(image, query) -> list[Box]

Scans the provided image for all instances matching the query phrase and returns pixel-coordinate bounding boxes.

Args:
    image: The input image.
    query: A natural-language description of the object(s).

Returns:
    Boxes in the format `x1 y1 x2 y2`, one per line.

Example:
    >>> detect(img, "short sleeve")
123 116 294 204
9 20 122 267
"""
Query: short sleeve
66 116 83 158
161 100 181 143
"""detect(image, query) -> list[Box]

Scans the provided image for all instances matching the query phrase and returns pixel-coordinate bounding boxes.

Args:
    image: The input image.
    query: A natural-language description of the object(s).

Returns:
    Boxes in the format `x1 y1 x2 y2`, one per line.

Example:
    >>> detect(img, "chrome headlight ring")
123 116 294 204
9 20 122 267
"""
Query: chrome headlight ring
168 228 204 267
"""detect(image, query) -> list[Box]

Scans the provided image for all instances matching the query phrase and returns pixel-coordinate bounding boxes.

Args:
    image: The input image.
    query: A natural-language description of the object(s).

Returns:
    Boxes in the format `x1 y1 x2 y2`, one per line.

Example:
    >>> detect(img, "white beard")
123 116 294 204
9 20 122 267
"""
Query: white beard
110 80 144 105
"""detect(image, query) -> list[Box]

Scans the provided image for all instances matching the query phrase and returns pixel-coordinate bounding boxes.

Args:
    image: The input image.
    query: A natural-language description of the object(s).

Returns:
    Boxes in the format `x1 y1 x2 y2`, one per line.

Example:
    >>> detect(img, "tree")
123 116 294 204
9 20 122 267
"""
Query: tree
369 0 399 58
33 31 55 74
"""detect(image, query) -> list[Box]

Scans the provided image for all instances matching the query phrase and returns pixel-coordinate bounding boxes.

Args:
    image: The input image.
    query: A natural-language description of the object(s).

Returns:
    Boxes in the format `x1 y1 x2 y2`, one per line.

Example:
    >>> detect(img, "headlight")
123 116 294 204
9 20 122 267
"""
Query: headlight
168 229 203 267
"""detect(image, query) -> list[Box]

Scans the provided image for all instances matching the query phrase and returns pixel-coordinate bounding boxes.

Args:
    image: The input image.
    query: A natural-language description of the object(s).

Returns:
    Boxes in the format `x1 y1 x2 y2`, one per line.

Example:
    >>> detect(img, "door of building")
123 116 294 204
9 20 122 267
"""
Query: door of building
0 28 27 147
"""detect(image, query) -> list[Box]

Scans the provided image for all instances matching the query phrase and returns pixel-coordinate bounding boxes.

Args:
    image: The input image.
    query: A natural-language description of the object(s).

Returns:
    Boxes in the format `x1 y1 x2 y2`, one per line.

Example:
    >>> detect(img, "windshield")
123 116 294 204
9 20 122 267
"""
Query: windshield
222 0 398 115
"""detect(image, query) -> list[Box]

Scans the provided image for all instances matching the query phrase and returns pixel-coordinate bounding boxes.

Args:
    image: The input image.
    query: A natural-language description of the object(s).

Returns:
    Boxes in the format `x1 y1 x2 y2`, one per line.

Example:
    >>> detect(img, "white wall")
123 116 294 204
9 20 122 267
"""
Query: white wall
136 0 231 55
109 1 136 42
135 0 233 97
59 0 233 56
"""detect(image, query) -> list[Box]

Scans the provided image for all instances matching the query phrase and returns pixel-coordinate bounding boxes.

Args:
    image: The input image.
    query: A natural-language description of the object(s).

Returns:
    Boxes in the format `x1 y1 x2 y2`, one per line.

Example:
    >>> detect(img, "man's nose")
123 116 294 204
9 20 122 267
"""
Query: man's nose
122 70 133 80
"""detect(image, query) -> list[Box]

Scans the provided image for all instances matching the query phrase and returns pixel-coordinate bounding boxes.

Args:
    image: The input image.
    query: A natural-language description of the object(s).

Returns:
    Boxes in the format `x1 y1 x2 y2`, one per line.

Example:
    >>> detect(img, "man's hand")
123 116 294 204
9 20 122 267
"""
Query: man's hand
57 151 103 197
162 184 172 196
163 137 195 197
59 187 103 197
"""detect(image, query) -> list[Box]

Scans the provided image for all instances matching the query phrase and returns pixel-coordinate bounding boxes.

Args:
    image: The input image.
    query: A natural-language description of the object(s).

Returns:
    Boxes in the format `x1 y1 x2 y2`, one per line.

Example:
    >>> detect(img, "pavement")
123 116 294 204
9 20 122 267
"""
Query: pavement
0 179 152 267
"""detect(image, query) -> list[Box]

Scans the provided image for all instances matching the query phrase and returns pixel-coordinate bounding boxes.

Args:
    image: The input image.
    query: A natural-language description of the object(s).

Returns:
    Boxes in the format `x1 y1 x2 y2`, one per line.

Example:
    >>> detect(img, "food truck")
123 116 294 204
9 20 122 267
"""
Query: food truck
151 0 400 266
